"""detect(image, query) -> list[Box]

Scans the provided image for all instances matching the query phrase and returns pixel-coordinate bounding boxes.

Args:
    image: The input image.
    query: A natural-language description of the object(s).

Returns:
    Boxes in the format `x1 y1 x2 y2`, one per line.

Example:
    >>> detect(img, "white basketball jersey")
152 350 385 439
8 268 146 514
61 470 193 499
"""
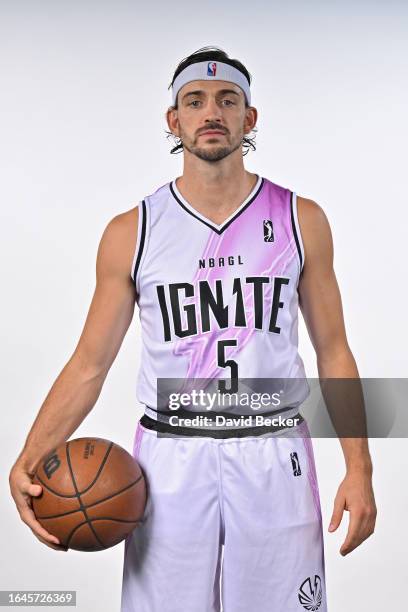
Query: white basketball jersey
130 174 310 417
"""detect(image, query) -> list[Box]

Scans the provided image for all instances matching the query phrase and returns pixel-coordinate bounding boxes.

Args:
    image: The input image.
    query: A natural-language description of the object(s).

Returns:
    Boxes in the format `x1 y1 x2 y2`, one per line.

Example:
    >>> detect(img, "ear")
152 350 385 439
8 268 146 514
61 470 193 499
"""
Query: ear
166 106 180 137
244 106 257 134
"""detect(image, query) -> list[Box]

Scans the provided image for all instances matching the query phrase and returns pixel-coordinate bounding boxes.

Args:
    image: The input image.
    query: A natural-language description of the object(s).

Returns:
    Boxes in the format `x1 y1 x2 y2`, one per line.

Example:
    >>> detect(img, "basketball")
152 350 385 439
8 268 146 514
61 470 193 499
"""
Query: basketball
32 437 146 552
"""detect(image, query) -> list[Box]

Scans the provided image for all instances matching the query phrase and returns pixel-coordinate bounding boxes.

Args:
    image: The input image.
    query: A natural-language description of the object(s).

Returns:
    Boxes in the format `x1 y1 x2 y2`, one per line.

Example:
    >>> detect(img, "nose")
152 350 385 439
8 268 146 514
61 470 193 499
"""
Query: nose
203 96 223 121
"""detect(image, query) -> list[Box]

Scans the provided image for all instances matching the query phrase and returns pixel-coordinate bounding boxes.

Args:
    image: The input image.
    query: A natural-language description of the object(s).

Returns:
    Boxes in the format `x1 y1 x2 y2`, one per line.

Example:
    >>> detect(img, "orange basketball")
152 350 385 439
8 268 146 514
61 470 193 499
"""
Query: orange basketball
32 437 146 551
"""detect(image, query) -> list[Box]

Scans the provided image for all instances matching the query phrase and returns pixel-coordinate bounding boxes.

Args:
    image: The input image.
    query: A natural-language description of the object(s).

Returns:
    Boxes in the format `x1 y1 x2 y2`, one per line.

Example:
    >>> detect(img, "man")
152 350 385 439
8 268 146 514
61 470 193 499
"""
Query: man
9 46 376 611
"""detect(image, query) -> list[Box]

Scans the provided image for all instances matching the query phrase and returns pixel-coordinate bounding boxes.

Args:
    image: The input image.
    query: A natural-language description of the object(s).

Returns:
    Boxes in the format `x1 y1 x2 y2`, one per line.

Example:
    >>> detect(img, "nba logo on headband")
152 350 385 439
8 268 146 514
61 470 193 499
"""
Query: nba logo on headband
171 60 251 105
207 62 217 77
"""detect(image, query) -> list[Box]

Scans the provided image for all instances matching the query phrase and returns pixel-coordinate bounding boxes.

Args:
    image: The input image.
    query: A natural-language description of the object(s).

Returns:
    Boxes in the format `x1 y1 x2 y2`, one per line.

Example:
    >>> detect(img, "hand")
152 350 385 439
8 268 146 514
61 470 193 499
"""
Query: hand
328 468 377 556
9 461 68 551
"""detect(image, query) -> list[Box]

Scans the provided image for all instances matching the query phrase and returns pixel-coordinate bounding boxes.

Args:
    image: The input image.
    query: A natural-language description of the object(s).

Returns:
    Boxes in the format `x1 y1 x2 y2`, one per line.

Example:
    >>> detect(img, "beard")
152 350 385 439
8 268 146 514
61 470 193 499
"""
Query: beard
181 131 243 162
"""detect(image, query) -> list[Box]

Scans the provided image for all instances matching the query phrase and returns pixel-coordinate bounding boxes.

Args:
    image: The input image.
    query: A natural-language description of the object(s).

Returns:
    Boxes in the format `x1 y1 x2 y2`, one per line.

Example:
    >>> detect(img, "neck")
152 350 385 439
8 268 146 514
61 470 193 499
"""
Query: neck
175 158 258 219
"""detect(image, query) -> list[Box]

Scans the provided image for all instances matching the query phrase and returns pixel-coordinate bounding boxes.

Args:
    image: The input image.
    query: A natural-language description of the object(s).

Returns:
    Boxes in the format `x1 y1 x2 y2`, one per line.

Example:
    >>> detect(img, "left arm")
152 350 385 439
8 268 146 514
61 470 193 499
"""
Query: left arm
296 196 377 556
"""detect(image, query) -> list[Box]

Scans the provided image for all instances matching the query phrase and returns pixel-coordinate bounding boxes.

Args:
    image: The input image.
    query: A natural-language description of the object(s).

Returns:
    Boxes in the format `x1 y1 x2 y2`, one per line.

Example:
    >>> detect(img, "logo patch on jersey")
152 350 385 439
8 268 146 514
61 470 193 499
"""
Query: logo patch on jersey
207 62 217 76
263 219 274 242
298 575 322 610
290 451 301 476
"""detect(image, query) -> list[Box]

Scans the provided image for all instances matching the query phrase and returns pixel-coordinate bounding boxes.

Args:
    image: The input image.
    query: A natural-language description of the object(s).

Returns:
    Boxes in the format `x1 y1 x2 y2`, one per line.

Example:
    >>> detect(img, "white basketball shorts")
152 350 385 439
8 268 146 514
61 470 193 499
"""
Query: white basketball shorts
121 419 327 612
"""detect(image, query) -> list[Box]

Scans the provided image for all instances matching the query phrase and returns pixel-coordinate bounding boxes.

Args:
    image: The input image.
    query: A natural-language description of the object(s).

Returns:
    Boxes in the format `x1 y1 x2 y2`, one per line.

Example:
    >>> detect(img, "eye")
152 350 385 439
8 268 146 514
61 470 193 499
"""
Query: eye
223 99 235 106
188 100 201 107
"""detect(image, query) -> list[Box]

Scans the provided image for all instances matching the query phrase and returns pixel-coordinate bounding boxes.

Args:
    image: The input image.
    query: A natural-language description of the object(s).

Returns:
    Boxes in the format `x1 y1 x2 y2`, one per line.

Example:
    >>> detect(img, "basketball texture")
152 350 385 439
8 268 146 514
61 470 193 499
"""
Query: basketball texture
32 437 146 552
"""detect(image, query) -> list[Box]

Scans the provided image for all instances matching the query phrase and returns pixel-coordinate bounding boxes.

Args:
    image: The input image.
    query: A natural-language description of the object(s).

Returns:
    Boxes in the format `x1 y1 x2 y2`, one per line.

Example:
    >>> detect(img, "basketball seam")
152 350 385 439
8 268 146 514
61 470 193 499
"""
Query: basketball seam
34 476 144 519
35 441 114 498
65 441 111 550
65 518 143 550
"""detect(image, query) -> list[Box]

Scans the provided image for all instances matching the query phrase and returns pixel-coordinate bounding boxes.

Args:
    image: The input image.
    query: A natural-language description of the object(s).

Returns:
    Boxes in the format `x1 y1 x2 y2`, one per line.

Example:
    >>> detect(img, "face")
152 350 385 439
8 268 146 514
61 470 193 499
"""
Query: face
167 79 257 162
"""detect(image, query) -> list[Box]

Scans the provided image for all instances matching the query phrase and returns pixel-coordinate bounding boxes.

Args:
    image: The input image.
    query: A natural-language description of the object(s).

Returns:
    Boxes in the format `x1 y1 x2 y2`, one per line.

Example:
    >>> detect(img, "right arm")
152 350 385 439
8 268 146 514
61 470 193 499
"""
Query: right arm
9 206 139 550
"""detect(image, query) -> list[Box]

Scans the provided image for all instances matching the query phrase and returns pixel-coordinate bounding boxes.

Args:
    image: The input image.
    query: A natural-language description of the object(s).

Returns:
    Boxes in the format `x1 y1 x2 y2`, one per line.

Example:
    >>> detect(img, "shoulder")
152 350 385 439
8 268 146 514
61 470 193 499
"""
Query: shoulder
296 196 328 225
296 196 332 238
105 204 139 233
97 205 140 277
296 196 334 267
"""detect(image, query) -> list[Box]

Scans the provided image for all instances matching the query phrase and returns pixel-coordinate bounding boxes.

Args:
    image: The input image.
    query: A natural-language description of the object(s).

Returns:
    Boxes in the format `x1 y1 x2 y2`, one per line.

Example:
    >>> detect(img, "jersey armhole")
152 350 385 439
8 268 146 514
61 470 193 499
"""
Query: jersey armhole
290 191 305 275
130 199 149 294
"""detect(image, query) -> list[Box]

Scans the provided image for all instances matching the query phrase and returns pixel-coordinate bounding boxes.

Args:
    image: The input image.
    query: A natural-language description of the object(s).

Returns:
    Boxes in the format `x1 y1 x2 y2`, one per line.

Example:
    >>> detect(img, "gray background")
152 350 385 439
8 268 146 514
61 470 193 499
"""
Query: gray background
1 1 407 610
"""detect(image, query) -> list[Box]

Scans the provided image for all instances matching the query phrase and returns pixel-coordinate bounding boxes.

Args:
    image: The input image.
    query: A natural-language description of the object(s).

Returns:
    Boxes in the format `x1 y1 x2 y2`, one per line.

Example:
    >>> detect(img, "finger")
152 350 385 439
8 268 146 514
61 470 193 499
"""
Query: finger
14 482 42 513
341 503 377 555
14 487 59 544
328 494 345 532
340 510 363 555
20 507 61 546
29 483 43 496
20 481 43 497
358 511 376 542
10 479 34 507
32 531 68 552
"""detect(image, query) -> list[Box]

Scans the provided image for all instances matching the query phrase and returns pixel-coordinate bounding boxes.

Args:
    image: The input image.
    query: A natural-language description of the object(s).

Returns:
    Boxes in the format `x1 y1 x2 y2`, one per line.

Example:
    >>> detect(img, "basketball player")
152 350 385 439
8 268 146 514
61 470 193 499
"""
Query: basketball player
9 46 377 611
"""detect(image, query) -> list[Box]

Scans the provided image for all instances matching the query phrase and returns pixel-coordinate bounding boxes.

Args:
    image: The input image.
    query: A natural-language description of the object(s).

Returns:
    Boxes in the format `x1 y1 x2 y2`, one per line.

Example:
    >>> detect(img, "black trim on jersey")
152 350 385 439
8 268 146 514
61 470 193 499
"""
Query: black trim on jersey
131 200 147 286
290 191 303 272
147 404 299 420
139 412 304 438
169 177 265 235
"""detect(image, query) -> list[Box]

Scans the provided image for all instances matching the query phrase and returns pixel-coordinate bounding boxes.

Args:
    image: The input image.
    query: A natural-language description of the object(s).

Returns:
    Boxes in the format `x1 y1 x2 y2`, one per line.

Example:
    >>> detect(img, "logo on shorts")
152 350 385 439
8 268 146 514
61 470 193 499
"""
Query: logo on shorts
298 575 322 610
263 219 274 242
291 451 301 476
207 62 217 76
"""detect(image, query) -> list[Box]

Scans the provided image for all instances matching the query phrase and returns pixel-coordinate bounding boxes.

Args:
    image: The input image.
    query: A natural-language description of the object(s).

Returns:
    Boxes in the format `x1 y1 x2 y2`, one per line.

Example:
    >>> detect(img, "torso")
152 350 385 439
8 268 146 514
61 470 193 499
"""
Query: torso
125 175 311 416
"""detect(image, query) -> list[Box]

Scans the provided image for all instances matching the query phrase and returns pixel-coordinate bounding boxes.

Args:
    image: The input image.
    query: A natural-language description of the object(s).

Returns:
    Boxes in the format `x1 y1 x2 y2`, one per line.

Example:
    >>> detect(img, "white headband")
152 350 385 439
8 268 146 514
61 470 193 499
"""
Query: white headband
172 60 251 106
